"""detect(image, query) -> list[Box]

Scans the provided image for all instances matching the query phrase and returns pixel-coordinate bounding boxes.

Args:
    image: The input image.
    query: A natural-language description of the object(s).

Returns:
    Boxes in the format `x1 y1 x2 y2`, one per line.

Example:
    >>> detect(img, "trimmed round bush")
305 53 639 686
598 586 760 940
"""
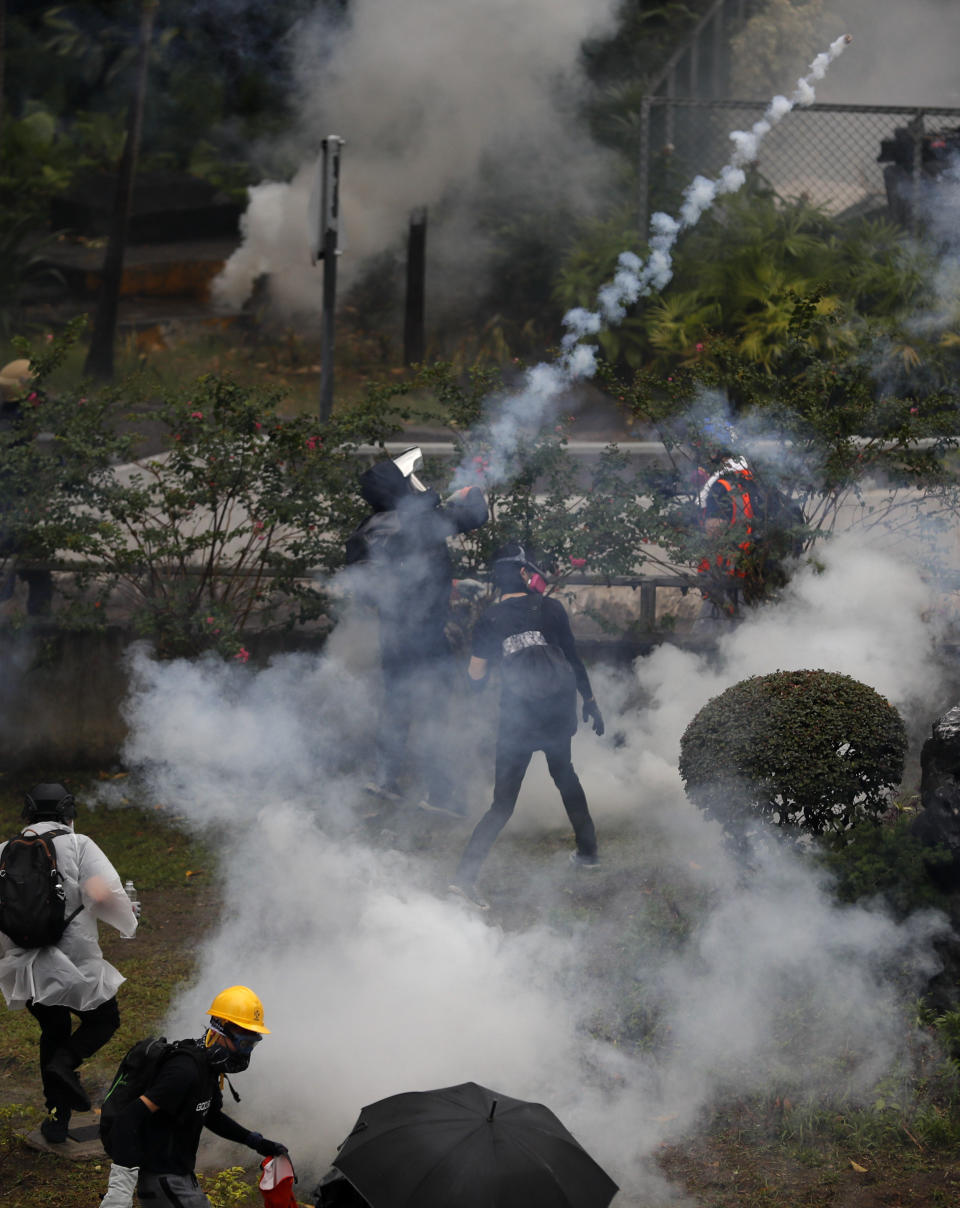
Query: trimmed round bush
679 669 907 836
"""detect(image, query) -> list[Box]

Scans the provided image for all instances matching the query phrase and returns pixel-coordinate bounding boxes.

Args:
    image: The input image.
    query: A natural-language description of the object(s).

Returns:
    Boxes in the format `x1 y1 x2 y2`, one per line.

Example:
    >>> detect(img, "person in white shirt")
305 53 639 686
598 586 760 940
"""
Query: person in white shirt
0 782 138 1143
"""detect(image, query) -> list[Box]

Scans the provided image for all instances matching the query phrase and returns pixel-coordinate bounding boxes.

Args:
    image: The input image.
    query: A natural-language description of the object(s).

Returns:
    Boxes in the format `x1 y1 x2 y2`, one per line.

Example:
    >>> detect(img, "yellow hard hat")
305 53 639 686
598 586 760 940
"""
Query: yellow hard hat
206 985 271 1034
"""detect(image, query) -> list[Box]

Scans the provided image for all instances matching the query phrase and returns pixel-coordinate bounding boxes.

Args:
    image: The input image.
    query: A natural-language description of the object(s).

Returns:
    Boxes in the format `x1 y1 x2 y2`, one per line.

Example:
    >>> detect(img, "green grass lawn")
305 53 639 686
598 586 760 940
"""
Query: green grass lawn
2 783 960 1207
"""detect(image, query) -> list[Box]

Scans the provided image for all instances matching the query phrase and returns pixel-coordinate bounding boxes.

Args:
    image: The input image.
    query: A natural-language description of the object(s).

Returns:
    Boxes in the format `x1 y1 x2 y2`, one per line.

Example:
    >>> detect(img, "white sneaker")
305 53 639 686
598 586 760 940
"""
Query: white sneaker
447 882 490 910
363 781 403 804
418 800 467 819
569 851 601 869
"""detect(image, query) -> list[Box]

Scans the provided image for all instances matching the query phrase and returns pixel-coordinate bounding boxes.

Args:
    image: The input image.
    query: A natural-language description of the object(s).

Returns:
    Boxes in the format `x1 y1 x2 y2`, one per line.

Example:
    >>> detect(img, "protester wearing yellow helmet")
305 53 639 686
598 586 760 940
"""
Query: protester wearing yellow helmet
98 985 287 1208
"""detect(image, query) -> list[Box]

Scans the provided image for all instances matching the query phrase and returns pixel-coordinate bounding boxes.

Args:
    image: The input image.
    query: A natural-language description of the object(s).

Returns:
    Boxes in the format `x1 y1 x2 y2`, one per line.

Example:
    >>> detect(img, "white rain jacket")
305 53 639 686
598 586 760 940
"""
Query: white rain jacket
0 819 137 1011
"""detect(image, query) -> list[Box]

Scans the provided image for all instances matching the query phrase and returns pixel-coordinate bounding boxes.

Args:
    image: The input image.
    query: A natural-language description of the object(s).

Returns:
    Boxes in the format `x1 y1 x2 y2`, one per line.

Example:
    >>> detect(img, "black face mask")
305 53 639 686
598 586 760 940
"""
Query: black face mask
206 1022 260 1073
223 1049 252 1073
205 1039 252 1073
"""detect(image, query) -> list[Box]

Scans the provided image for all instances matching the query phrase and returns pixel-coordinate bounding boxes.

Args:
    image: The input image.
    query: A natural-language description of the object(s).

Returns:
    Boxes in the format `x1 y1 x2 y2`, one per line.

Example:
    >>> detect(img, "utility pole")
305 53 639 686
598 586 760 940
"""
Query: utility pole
85 0 156 380
403 207 427 366
311 135 344 422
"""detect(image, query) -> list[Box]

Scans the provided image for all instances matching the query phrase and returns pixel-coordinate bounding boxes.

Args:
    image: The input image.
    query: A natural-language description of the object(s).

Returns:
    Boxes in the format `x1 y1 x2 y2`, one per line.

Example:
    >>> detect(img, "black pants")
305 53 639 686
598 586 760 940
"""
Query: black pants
455 735 597 886
26 996 120 1115
138 1172 211 1207
377 655 456 808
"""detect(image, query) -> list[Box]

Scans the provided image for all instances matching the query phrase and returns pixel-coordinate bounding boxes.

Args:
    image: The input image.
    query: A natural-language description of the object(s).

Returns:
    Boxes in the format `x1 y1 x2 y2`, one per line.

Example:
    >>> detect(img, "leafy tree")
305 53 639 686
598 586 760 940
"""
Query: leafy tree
728 0 838 99
0 318 129 604
679 669 908 838
0 322 408 656
589 278 960 614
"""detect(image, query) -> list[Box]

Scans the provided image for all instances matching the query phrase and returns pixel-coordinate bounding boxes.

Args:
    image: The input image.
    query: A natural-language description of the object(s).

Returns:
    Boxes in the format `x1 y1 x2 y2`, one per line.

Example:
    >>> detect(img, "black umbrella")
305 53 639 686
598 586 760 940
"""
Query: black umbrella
331 1081 619 1208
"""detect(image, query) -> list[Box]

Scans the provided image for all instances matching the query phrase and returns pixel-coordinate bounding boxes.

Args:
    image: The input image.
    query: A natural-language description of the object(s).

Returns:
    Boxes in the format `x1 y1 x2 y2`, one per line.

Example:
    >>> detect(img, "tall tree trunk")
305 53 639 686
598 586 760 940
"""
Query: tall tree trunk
0 0 7 173
84 0 157 381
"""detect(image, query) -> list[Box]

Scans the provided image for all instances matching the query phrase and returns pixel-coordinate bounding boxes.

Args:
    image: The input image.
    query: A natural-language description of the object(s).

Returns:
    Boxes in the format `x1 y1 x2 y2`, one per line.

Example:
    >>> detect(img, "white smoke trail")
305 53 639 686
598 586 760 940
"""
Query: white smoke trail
450 35 852 489
560 34 852 365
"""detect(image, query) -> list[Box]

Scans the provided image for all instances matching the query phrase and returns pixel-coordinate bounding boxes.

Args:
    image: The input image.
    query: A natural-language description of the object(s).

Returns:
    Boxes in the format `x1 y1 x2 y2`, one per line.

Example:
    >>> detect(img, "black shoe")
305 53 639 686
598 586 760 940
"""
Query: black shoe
569 851 600 869
43 1054 91 1113
40 1111 70 1144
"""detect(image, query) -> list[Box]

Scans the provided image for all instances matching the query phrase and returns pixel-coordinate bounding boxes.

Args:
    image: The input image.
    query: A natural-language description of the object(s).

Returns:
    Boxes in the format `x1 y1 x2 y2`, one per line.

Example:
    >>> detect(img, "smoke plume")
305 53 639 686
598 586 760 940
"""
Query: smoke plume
818 0 960 107
112 527 955 1202
211 0 620 316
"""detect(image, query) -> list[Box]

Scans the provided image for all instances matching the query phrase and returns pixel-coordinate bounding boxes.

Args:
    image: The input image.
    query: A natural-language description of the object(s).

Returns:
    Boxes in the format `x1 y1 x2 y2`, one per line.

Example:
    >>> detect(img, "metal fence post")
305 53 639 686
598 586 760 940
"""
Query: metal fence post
638 95 651 236
908 109 925 238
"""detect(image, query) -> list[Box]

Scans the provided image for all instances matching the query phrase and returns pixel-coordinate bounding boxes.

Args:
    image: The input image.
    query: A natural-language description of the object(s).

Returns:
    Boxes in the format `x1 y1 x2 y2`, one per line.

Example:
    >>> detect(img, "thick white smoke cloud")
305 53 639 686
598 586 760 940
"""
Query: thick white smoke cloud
212 0 620 315
818 0 960 106
115 529 954 1202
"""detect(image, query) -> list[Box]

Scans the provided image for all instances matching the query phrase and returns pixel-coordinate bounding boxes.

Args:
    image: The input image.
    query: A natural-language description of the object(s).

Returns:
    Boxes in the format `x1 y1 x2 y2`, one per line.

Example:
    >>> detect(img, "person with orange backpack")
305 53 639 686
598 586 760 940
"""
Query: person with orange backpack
695 447 758 621
693 417 805 623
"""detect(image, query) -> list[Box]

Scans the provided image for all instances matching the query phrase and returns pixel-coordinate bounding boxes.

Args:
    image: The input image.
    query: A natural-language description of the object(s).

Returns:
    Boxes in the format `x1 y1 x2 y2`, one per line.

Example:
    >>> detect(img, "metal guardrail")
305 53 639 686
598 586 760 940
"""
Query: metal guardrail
16 559 695 630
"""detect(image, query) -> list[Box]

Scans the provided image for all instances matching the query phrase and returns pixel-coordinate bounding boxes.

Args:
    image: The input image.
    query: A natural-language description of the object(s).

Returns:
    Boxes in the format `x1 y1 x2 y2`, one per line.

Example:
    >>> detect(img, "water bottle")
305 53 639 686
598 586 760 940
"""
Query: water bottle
124 880 140 935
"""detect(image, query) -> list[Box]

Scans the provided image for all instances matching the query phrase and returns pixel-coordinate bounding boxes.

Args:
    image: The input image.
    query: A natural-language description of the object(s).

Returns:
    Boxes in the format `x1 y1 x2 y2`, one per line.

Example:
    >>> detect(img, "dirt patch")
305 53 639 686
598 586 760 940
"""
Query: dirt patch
659 1130 960 1207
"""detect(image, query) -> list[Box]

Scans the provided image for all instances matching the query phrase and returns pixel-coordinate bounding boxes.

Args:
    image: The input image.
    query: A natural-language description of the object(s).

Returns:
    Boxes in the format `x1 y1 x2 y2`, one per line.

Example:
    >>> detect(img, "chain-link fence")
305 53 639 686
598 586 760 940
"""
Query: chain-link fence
637 99 960 231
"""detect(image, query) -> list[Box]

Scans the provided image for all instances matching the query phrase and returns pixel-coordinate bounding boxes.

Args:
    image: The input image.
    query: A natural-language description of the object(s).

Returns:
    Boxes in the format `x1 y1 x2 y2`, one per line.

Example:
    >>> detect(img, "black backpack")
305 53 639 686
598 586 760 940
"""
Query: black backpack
0 828 82 948
499 596 576 704
100 1036 209 1158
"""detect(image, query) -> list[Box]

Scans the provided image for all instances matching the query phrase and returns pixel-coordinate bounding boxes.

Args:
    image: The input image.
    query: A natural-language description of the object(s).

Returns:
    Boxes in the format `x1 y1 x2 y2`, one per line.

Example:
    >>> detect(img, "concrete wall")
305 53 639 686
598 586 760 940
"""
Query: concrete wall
0 626 137 771
0 615 660 771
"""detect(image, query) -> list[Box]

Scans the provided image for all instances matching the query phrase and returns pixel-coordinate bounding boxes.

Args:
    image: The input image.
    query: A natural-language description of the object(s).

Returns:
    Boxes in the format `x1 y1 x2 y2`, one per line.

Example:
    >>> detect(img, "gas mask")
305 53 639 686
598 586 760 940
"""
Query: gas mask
205 1019 262 1073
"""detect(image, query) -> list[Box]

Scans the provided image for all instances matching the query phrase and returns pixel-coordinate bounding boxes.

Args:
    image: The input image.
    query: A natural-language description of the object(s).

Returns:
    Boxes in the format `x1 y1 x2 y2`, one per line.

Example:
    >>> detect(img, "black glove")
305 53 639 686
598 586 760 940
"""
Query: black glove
249 1132 288 1157
582 698 605 736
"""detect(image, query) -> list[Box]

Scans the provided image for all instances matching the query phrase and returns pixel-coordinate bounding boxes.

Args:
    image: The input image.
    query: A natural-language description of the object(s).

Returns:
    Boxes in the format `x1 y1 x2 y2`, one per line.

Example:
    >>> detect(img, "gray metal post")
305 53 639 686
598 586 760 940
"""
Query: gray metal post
908 110 925 238
404 207 427 365
316 135 344 422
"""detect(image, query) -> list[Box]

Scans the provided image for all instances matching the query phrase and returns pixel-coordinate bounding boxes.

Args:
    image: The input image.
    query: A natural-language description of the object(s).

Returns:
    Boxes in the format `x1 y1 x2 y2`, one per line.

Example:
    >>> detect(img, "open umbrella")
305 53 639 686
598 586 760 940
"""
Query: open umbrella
331 1081 619 1208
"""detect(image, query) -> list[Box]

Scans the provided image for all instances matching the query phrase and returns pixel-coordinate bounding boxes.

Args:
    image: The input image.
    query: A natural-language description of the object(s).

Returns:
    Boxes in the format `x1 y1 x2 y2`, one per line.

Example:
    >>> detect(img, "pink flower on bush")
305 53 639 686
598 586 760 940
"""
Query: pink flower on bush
190 410 203 419
206 616 215 624
569 557 587 569
695 342 704 352
234 647 250 663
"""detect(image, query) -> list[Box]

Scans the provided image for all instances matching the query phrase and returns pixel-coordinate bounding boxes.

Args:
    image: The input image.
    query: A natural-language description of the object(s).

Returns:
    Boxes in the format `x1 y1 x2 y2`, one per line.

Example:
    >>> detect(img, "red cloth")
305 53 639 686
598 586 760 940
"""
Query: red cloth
259 1155 299 1208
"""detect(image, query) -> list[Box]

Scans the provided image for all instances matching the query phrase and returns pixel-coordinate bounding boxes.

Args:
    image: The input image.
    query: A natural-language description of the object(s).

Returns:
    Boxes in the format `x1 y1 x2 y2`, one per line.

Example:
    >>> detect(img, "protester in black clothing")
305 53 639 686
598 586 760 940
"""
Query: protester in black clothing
346 448 487 816
98 985 287 1208
449 545 604 908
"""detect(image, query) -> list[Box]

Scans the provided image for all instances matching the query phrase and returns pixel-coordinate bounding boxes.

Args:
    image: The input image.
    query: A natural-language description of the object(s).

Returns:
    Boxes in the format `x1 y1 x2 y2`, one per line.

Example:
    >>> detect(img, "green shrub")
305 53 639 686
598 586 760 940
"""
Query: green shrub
678 669 907 837
817 814 951 915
